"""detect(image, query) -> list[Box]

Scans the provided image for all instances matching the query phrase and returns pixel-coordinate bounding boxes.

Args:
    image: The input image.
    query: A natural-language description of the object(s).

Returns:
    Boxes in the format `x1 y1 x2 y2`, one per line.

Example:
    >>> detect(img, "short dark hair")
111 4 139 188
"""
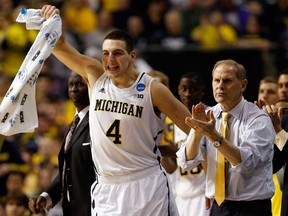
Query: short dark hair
104 30 134 53
279 68 288 76
181 71 205 88
5 191 29 209
260 76 277 84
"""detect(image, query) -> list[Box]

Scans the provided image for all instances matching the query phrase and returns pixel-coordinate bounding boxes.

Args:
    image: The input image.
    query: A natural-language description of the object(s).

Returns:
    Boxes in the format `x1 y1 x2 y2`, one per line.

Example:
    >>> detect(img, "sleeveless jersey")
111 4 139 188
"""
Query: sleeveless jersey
174 125 210 216
89 72 165 176
174 125 206 198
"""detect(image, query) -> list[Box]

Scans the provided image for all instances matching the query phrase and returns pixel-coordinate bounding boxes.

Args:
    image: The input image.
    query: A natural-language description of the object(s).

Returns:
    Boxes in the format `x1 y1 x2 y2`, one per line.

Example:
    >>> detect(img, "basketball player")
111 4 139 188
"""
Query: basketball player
159 72 210 215
41 5 191 216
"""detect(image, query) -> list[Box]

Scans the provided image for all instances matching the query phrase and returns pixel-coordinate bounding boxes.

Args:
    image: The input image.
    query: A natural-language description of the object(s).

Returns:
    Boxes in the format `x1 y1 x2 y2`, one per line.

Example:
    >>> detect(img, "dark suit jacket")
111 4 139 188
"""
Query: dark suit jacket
273 114 288 216
46 112 96 216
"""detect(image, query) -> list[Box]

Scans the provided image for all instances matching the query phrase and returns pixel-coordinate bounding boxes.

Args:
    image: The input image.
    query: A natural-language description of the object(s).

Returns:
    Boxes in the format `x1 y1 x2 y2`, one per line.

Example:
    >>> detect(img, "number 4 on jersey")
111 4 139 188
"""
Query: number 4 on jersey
106 119 122 144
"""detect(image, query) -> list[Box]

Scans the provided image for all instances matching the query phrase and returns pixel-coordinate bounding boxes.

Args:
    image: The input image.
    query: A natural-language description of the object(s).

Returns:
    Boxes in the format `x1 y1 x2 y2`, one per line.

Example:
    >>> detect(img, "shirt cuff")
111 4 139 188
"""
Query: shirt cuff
176 144 203 171
275 130 288 151
230 147 251 173
40 192 52 211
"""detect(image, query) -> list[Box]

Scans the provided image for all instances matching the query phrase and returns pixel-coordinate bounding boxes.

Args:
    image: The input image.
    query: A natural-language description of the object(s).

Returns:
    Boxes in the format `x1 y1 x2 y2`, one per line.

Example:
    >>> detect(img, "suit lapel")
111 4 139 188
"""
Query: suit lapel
65 112 89 151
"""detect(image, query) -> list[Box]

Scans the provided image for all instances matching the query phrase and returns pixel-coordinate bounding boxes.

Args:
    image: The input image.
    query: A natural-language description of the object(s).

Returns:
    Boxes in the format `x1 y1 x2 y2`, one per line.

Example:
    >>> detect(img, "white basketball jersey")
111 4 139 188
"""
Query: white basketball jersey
174 125 206 198
89 72 165 176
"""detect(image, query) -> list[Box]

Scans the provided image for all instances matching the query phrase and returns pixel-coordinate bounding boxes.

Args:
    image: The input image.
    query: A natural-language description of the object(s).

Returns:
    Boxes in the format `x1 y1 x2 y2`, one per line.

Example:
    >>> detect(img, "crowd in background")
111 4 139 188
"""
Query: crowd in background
0 0 288 215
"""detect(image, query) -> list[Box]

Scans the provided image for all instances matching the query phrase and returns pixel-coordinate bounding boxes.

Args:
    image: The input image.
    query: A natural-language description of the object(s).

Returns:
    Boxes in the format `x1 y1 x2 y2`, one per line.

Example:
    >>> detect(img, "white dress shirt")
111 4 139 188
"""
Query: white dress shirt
177 98 275 201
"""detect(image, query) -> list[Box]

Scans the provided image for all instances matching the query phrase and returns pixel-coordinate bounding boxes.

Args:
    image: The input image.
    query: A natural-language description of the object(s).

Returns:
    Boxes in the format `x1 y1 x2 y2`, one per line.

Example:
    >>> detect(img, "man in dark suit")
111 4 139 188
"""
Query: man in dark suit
29 72 96 216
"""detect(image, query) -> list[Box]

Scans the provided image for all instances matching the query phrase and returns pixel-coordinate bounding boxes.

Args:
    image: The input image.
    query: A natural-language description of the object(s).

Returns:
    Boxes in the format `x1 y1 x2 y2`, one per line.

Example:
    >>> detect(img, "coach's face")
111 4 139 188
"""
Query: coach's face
212 63 247 111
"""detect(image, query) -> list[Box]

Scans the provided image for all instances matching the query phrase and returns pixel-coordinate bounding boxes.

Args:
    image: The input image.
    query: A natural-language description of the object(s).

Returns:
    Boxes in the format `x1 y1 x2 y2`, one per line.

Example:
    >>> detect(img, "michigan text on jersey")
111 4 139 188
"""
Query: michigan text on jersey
94 99 143 118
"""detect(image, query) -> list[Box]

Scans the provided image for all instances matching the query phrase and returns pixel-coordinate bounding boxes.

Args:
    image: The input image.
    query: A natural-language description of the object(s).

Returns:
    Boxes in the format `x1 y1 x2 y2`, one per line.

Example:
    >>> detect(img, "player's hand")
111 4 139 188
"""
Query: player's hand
29 196 47 214
41 5 60 20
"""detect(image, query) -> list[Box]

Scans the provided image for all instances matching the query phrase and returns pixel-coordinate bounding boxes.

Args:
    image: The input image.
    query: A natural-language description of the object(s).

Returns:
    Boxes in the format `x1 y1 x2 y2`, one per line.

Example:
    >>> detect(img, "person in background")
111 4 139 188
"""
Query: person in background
258 76 279 107
4 191 31 216
151 9 192 49
150 70 210 216
256 75 281 216
83 10 116 51
278 69 288 100
148 70 170 87
177 59 275 216
275 99 288 118
0 136 28 197
191 10 237 49
173 72 210 216
126 15 148 50
5 171 26 195
263 102 288 216
29 72 95 216
0 171 27 207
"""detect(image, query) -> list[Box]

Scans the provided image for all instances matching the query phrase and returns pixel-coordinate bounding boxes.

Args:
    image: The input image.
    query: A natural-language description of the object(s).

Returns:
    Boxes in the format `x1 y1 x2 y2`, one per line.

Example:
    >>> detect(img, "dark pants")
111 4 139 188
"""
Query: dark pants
62 199 71 216
210 199 272 216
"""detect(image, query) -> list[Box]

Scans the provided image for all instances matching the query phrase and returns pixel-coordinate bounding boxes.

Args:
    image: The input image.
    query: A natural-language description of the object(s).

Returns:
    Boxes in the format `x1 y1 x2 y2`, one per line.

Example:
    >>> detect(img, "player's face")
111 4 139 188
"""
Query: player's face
102 39 134 78
178 77 204 110
212 64 247 111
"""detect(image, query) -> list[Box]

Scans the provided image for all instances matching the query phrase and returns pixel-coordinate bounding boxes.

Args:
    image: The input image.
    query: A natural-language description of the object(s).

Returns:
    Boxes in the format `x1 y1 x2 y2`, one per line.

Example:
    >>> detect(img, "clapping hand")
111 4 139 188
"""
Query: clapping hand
254 99 266 109
263 104 282 133
185 102 217 137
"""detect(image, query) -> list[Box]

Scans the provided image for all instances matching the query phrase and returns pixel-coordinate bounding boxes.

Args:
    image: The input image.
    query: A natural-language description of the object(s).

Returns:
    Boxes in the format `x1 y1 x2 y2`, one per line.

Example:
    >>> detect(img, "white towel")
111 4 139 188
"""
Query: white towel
0 8 62 136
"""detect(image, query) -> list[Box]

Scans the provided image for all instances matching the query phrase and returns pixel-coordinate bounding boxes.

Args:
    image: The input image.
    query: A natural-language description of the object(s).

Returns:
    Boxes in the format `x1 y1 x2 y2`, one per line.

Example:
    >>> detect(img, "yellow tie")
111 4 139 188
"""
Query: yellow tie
215 111 229 206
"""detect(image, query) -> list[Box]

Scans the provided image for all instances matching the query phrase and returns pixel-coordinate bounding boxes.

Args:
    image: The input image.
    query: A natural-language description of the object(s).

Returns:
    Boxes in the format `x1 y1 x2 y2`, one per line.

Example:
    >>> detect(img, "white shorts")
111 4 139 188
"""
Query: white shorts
90 166 179 216
175 194 210 216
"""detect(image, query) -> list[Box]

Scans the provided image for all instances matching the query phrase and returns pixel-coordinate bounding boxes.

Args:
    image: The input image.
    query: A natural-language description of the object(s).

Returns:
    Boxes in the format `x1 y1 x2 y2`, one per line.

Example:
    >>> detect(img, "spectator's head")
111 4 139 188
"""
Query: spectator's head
98 11 114 32
4 191 30 216
258 76 278 105
127 15 145 39
275 98 288 119
36 72 55 103
178 71 205 110
6 171 25 194
148 70 169 88
278 69 288 99
164 9 183 36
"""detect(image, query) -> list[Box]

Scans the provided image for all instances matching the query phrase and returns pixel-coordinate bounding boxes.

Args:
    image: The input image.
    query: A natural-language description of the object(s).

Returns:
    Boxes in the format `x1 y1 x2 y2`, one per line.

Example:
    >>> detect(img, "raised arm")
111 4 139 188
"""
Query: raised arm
151 81 191 135
41 5 104 89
